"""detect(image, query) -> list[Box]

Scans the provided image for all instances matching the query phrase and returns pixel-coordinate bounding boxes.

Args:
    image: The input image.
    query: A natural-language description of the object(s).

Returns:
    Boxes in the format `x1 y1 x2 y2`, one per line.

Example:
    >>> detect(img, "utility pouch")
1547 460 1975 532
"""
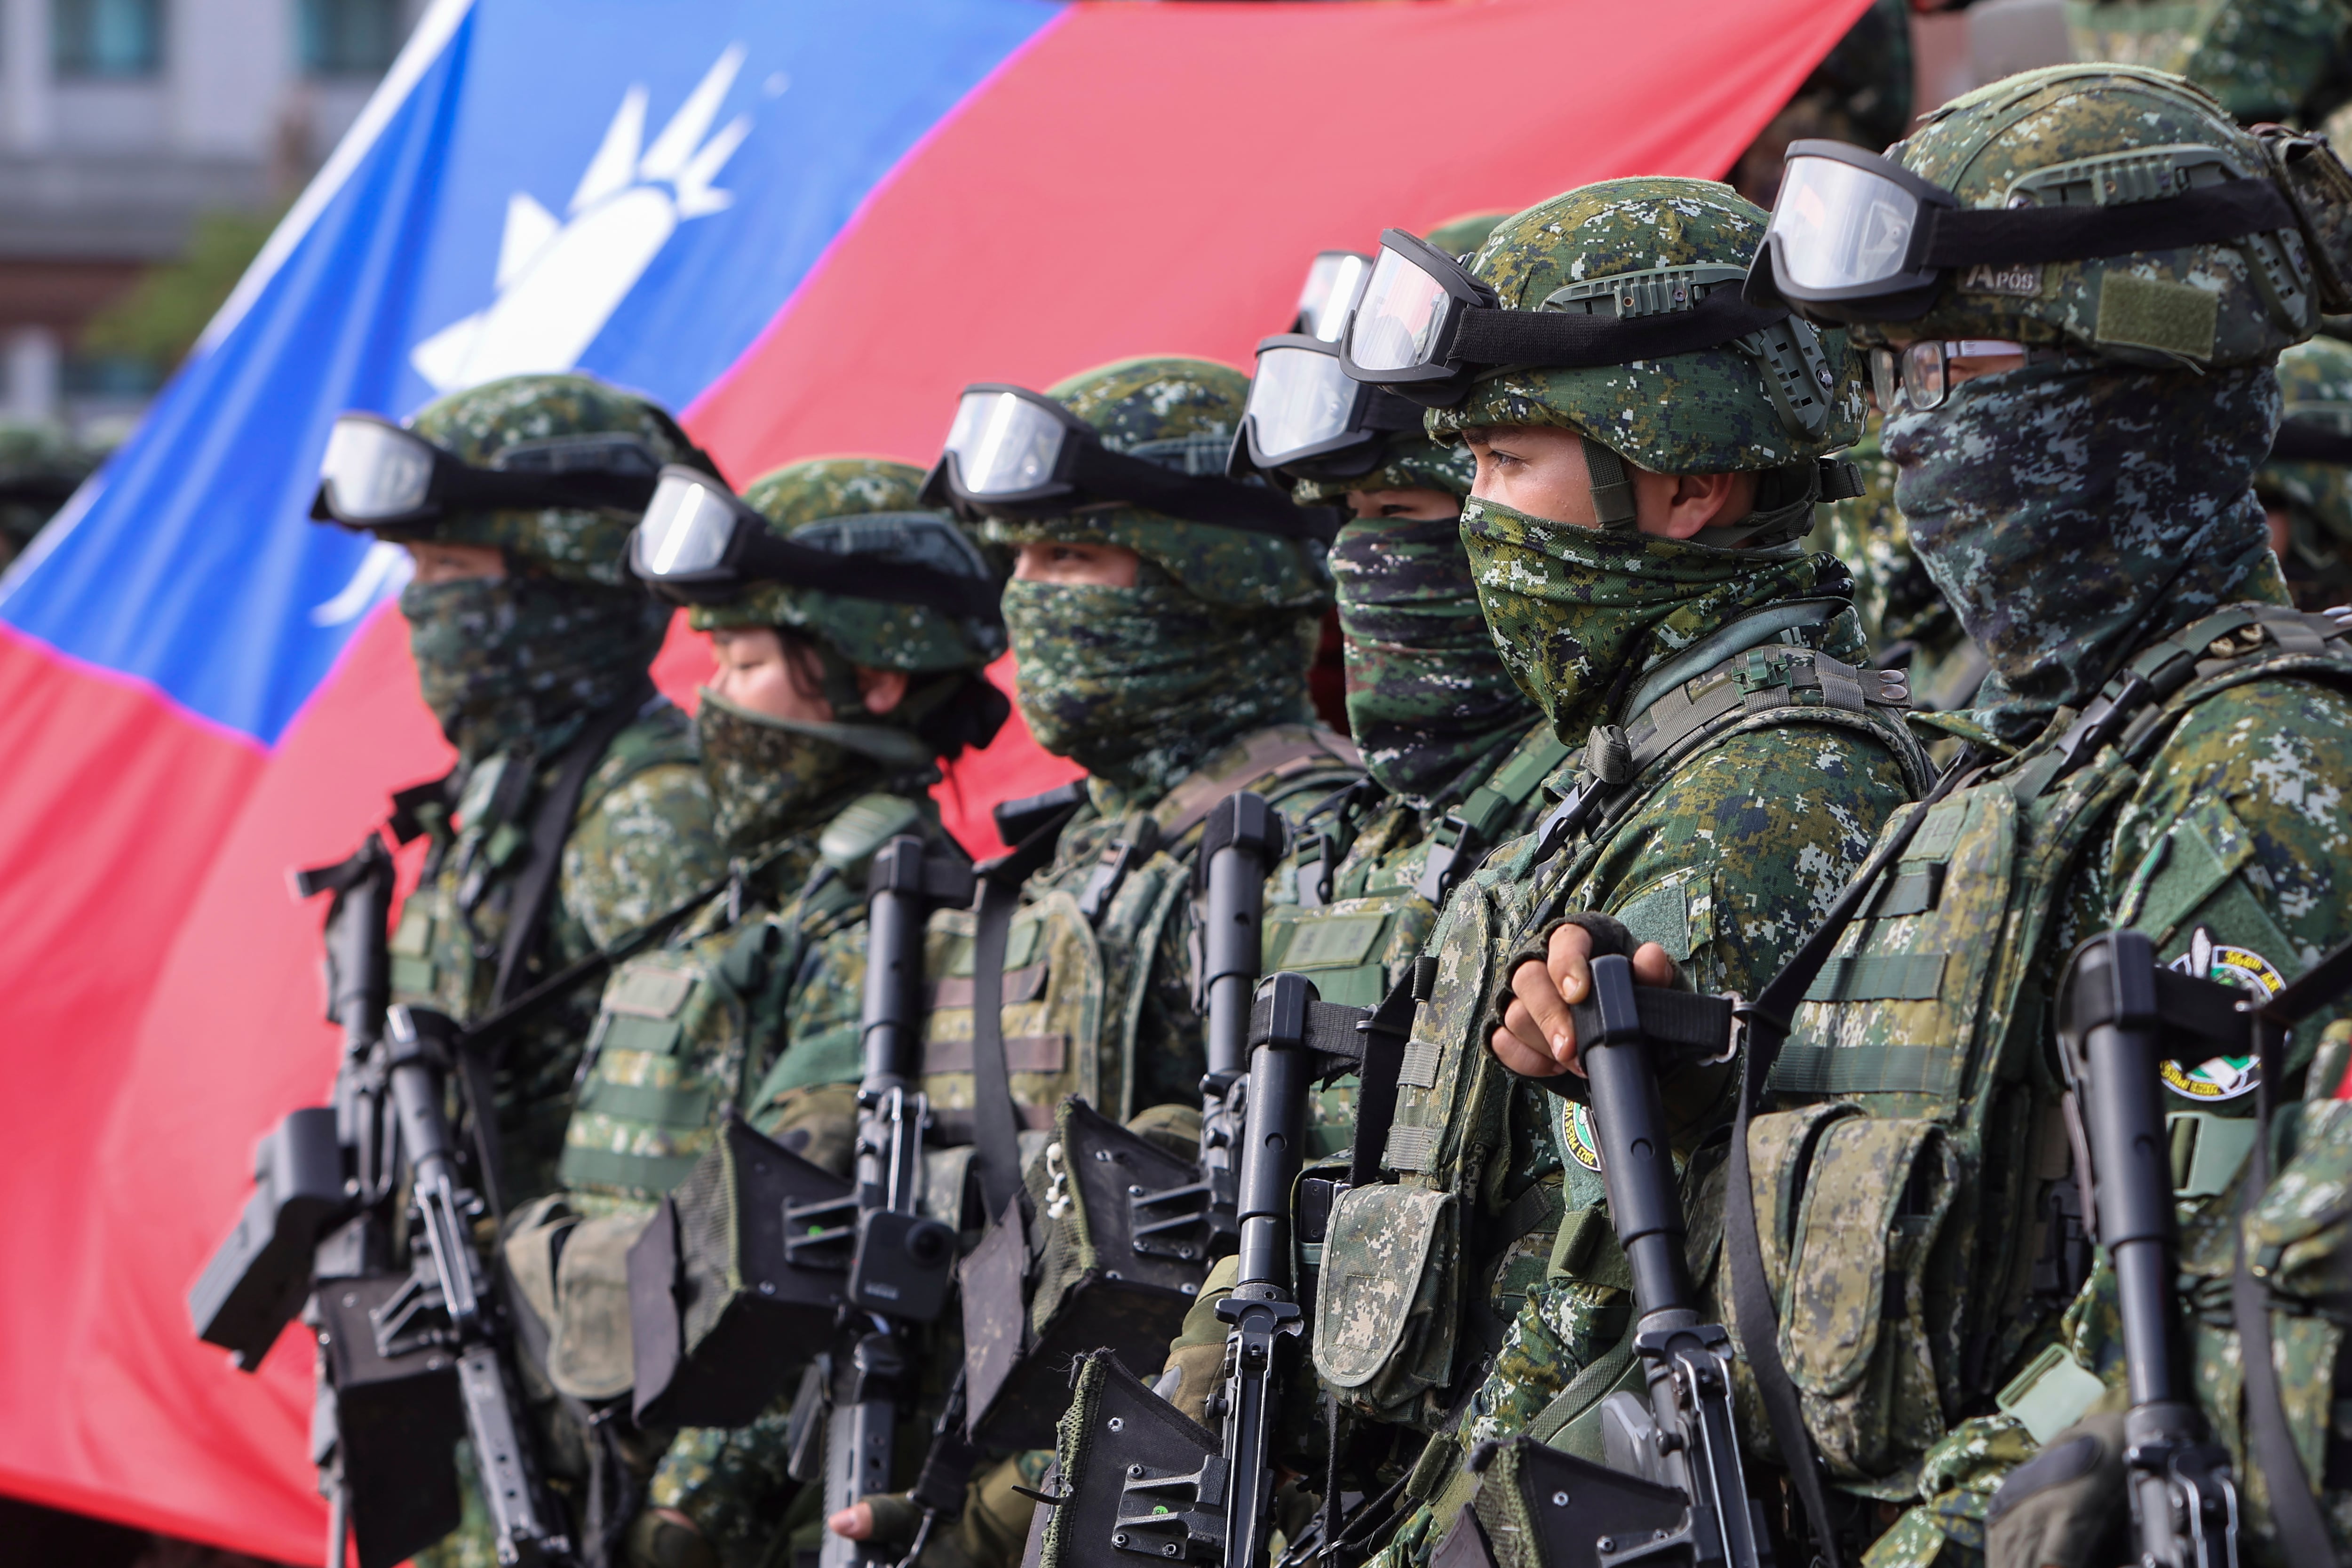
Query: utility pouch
1311 1181 1459 1428
2257 123 2352 313
963 1096 1206 1450
1034 1349 1219 1568
1762 1113 1961 1485
1425 1435 1691 1568
627 1113 851 1428
316 1271 464 1568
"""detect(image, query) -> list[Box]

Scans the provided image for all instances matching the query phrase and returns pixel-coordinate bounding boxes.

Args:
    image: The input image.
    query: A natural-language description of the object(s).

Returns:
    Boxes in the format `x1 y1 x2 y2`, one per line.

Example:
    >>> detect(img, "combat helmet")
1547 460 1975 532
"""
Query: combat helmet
313 372 720 585
1748 64 2352 368
926 355 1333 612
1343 178 1866 546
2258 334 2352 606
631 455 1010 758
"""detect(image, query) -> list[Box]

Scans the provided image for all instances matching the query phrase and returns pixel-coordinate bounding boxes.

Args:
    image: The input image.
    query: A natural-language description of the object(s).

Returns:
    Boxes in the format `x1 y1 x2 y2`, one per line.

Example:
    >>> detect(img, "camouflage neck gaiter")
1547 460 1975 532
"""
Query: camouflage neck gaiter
1331 510 1537 807
694 689 905 855
400 574 668 764
1001 576 1316 799
1461 494 1859 743
1885 359 2288 745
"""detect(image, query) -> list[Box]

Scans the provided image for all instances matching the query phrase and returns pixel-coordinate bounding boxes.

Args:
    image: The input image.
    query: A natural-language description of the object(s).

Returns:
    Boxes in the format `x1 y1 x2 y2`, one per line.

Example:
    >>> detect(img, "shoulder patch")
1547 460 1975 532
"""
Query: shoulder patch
605 964 697 1019
2160 925 2286 1103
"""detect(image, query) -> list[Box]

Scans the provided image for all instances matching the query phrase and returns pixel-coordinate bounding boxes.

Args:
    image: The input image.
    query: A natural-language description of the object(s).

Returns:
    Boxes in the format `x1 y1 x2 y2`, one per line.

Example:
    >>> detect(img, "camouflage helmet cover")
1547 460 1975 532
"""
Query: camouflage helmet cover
1423 211 1511 259
2258 333 2352 549
978 356 1331 611
1426 177 1867 473
1287 435 1475 508
1864 64 2315 367
688 456 1006 674
405 372 716 585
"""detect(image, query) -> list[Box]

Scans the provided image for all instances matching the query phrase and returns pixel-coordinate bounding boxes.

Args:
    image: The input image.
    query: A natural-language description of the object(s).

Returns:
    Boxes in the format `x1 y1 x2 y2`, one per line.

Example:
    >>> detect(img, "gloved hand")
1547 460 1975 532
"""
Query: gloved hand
1984 1411 2128 1568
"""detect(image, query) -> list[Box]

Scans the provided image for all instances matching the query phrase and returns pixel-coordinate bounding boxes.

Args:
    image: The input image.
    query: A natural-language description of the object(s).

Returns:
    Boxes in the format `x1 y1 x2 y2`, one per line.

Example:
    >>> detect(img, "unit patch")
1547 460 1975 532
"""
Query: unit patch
1562 1101 1603 1172
2161 925 2286 1102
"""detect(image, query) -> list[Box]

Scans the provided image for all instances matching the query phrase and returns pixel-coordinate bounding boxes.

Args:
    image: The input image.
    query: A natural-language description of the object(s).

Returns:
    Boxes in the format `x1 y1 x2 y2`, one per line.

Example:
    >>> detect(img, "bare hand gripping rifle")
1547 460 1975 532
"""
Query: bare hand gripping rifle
1426 952 1769 1568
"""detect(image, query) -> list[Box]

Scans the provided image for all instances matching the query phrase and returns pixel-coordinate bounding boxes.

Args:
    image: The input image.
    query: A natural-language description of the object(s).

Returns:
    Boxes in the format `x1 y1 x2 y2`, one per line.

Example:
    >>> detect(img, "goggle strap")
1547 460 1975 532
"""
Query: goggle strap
1446 288 1790 372
1361 386 1433 434
1918 177 2296 268
1581 437 1639 529
2269 418 2352 465
1068 441 1339 543
448 466 662 514
731 531 999 621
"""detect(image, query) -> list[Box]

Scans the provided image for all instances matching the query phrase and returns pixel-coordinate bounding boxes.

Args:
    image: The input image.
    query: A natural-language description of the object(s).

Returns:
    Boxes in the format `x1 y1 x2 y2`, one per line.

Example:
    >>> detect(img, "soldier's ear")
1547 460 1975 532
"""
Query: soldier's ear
855 666 910 716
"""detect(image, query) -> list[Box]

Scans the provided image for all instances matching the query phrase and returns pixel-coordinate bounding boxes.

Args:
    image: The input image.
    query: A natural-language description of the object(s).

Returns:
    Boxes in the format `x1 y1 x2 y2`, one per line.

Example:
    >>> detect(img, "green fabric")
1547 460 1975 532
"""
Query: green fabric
1000 575 1318 797
2258 333 2352 613
1860 65 2308 369
399 573 670 764
1460 493 1861 744
692 688 905 855
404 371 713 584
689 455 1005 674
1329 506 1537 805
1287 434 1476 508
1426 177 1865 472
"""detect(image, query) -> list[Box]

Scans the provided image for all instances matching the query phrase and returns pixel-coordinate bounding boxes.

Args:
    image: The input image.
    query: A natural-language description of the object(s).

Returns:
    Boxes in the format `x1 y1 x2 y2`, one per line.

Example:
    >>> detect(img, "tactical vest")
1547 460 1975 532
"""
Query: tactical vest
916 724 1363 1138
555 791 932 1212
1310 620 1929 1434
1731 601 2352 1495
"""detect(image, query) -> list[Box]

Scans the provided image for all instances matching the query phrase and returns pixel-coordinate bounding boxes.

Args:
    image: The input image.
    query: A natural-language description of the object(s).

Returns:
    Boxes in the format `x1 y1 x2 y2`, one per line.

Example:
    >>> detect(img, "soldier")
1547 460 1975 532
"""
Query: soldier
2257 332 2352 612
804 355 1363 1565
1154 215 1579 1429
1281 176 1929 1563
1734 63 2352 1566
2071 0 2352 130
490 457 1010 1568
310 372 728 1567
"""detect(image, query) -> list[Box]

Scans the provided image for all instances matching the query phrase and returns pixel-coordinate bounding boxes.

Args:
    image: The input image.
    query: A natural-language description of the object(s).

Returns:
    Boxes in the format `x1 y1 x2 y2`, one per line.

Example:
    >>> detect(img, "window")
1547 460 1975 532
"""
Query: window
52 0 164 77
296 0 401 76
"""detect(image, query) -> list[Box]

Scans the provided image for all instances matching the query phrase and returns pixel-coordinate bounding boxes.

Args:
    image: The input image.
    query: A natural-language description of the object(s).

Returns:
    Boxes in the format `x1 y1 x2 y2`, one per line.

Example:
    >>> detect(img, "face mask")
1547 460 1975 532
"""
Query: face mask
694 689 895 854
1885 359 2286 743
400 574 668 764
1330 509 1535 805
1460 494 1857 742
1001 576 1316 799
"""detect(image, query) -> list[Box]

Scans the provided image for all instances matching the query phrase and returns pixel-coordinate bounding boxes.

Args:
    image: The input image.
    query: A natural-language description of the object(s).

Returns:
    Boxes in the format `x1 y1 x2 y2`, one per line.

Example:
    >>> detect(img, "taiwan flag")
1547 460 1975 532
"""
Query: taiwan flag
0 0 1869 1556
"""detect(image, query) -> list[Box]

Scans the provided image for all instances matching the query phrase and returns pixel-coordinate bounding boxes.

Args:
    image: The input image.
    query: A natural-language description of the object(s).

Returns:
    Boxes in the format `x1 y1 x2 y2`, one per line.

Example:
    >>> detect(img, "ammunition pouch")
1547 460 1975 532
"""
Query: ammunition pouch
626 1114 853 1428
962 1096 1208 1449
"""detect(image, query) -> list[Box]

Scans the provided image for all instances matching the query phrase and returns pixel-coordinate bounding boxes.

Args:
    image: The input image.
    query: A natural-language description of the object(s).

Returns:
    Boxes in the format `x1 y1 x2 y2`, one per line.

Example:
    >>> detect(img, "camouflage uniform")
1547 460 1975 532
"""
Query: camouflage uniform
311 374 728 1568
2257 333 2352 611
1740 67 2352 1568
776 358 1362 1568
1732 0 1915 207
1240 180 1931 1565
2071 0 2352 129
1812 414 1987 713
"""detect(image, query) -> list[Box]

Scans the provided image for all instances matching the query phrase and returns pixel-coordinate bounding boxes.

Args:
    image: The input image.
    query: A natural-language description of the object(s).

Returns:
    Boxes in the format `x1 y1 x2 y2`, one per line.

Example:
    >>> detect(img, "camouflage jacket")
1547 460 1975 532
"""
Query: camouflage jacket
1323 609 1927 1463
750 724 1364 1168
388 698 723 1207
557 787 949 1216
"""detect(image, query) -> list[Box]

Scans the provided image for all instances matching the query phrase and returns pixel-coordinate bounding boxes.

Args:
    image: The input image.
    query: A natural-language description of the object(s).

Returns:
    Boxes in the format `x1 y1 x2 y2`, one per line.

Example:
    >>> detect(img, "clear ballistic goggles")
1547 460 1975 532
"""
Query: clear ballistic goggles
629 465 1002 619
1748 138 2299 324
919 384 1336 542
310 412 665 534
1232 335 1428 479
1341 227 1795 407
1293 250 1372 341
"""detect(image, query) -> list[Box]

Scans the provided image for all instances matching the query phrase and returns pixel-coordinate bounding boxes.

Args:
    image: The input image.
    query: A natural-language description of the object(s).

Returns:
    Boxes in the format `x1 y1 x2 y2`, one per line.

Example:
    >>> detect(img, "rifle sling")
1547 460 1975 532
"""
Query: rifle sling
969 803 1083 1222
1722 756 1979 1568
493 684 655 1009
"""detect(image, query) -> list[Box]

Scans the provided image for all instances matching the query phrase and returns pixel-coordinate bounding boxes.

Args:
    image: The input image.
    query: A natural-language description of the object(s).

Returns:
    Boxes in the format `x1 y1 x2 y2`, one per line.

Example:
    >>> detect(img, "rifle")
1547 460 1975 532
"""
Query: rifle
960 791 1288 1449
811 834 975 1568
1034 970 1407 1568
2054 931 2241 1568
1428 952 1767 1568
187 832 578 1568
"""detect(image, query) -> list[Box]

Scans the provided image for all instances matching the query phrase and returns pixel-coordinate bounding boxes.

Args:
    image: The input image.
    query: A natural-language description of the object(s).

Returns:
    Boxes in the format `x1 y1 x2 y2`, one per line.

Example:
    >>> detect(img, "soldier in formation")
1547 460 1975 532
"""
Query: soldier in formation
250 50 2352 1568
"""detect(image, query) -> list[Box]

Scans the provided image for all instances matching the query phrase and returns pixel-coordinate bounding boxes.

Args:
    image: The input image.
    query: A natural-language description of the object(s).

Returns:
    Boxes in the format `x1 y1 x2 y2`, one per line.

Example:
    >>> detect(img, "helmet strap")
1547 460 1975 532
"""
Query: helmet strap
1581 436 1639 530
